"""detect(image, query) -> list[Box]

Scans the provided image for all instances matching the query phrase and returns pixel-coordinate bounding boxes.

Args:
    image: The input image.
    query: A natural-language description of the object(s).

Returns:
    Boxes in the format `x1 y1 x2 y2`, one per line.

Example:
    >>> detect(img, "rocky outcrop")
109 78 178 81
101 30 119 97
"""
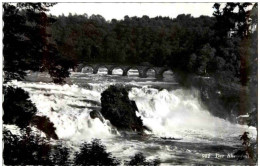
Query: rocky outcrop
100 85 147 133
31 115 59 140
192 76 257 124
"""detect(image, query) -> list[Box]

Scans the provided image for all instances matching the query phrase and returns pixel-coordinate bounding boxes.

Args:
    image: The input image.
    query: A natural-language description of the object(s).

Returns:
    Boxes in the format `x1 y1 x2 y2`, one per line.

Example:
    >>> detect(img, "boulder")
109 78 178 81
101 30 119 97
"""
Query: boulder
100 85 146 133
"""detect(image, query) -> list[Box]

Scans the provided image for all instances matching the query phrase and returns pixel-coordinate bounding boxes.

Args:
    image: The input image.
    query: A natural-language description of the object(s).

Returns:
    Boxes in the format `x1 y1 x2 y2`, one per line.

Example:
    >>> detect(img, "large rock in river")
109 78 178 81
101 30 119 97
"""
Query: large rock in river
101 85 146 133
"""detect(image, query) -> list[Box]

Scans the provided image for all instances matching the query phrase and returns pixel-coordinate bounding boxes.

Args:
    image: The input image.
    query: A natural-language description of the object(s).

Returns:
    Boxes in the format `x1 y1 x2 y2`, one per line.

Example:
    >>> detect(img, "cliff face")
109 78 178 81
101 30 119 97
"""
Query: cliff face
192 76 257 125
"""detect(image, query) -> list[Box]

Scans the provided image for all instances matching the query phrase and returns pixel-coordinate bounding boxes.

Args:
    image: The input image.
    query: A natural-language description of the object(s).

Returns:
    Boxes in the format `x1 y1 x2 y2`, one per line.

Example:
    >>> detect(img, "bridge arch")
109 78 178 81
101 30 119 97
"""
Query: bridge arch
82 66 94 73
155 68 173 79
144 67 156 78
94 66 109 74
111 67 124 75
75 63 85 72
124 67 140 77
162 69 174 76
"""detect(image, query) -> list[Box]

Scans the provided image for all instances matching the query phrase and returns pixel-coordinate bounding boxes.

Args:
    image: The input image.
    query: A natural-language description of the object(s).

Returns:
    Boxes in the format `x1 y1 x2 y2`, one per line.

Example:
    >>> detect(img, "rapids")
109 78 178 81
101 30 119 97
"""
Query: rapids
4 68 257 165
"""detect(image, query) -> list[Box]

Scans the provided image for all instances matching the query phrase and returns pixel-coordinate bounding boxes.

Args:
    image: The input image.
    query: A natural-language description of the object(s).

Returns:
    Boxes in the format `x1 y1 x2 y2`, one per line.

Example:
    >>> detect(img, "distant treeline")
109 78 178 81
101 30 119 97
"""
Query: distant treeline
51 3 257 85
3 3 258 85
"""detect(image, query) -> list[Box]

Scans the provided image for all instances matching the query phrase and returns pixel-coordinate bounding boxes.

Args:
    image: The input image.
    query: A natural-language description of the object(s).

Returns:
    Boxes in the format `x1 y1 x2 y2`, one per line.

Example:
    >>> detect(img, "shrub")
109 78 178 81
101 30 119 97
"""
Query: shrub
3 86 37 128
3 127 52 165
74 139 119 165
126 152 161 166
50 142 71 165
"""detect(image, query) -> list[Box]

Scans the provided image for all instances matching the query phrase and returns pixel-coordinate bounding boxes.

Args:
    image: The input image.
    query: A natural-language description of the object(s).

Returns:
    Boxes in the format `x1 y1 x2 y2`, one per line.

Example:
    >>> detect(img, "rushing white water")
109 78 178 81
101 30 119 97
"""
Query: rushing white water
6 80 115 141
129 87 256 144
4 70 257 164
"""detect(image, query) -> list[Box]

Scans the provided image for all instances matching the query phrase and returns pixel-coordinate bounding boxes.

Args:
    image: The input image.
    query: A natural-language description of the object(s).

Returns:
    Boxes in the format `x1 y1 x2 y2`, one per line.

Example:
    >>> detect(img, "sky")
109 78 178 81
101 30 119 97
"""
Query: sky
48 3 216 21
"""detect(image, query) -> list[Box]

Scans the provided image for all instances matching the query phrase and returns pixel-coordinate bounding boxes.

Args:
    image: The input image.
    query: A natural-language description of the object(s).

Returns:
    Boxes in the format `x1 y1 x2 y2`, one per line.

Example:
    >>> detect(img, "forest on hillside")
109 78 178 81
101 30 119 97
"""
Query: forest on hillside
50 3 257 86
3 2 258 85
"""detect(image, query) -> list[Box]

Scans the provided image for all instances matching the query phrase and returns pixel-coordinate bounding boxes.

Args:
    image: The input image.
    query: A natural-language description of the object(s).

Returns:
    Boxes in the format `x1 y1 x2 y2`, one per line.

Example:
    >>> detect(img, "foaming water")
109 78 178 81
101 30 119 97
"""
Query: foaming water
4 72 257 164
6 80 115 141
129 87 256 144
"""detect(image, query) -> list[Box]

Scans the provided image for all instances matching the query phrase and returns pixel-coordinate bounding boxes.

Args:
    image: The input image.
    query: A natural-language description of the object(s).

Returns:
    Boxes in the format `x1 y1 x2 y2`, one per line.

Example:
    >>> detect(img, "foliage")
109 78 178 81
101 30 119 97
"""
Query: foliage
125 152 161 166
3 127 53 165
50 3 257 86
3 3 75 83
50 142 71 165
3 2 257 85
74 139 119 165
212 3 258 85
3 86 37 128
3 127 71 165
4 128 163 165
51 13 216 68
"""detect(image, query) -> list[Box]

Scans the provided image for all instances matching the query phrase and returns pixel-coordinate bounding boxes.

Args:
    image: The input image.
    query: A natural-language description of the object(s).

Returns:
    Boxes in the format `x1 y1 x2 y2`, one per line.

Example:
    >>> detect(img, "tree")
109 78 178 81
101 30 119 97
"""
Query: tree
50 142 71 165
3 86 37 128
213 3 253 38
3 128 53 165
74 139 119 165
212 3 257 84
3 3 74 83
197 43 216 75
125 153 160 166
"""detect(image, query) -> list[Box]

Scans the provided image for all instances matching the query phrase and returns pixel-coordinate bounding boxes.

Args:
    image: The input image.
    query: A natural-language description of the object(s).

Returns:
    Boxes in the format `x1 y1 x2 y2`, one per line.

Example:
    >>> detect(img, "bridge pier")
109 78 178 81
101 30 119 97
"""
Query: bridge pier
122 70 128 76
93 68 98 74
76 63 84 72
139 73 147 78
108 70 112 75
106 65 114 75
138 68 148 78
155 73 163 80
92 65 100 74
154 67 168 80
121 67 131 76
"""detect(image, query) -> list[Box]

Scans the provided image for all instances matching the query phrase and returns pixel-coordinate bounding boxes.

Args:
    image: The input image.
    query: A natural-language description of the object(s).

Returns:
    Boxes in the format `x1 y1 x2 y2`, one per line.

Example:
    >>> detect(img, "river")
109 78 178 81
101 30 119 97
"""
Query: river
4 68 257 165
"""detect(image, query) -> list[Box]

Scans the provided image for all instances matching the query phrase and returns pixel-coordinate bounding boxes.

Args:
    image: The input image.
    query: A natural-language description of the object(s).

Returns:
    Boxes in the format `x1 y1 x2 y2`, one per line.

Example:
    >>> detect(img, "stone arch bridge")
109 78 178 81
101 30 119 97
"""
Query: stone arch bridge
75 63 172 79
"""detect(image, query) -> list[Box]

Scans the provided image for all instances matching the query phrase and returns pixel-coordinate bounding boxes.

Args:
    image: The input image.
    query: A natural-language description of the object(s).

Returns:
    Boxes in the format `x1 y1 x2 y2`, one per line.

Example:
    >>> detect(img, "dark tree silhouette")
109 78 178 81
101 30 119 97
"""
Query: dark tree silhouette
74 139 119 165
3 3 75 83
3 86 37 128
3 128 72 165
125 152 160 166
3 127 53 165
50 142 71 165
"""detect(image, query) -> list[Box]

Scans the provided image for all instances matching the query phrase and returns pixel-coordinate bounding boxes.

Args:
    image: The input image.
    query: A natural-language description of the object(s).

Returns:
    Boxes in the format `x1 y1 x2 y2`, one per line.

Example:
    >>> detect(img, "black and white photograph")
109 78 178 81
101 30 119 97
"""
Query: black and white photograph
2 1 258 165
